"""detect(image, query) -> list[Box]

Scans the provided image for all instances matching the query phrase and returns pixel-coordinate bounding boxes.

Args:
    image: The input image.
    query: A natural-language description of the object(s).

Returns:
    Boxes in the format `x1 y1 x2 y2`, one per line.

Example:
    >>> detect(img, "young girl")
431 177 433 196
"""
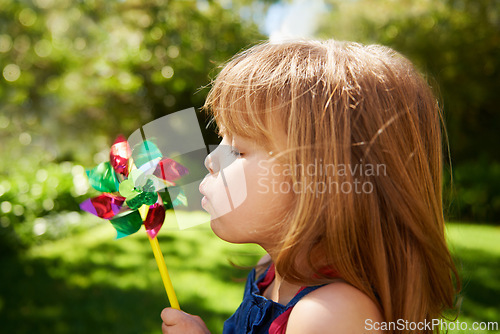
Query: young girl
160 39 459 334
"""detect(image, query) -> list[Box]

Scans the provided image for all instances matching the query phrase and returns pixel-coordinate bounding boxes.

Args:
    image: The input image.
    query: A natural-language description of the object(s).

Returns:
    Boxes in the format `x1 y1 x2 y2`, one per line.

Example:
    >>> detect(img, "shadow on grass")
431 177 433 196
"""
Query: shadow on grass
452 245 500 323
0 248 244 334
2 228 498 333
157 235 256 283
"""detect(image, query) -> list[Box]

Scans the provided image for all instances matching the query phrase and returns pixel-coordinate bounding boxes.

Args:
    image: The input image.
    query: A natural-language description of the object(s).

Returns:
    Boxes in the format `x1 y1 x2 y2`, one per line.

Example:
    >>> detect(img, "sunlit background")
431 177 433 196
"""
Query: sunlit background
1 0 499 333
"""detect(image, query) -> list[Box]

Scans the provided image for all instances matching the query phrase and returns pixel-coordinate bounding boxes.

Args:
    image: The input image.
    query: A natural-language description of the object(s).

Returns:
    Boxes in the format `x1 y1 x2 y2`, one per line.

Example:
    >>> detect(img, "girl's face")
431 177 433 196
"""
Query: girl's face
199 133 291 248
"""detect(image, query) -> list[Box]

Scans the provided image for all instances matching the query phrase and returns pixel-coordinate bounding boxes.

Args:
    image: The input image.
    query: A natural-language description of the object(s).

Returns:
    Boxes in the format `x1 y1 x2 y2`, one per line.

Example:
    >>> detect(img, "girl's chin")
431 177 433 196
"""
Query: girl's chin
209 219 230 241
210 218 240 244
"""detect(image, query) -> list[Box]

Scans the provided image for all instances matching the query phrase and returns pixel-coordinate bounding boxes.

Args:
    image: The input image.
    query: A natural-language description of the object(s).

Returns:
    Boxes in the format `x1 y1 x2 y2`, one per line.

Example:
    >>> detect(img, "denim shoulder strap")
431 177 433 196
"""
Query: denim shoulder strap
286 284 326 308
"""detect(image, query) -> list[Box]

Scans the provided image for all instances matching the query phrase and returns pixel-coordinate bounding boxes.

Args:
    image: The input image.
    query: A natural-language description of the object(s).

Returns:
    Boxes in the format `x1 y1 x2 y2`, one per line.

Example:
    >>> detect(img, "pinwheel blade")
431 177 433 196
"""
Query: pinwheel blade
86 161 120 193
144 204 166 239
154 158 189 183
132 140 163 171
110 135 132 176
80 194 125 219
110 210 143 239
127 108 212 230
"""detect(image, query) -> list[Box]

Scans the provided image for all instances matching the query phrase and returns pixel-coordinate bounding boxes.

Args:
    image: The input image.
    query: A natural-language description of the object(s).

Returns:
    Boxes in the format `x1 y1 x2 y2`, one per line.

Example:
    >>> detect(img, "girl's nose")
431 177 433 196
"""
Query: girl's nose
204 152 218 174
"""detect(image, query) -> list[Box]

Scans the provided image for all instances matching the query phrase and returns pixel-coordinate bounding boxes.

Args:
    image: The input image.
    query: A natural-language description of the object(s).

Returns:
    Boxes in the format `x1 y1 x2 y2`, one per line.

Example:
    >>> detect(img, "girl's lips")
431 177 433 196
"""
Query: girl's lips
199 182 206 197
199 175 210 196
198 174 210 196
199 179 209 209
201 195 208 208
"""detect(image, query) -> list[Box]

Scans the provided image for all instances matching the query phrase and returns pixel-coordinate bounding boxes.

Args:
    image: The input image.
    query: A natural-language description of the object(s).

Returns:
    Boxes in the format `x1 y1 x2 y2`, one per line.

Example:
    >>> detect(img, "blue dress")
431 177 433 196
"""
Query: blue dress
223 265 325 334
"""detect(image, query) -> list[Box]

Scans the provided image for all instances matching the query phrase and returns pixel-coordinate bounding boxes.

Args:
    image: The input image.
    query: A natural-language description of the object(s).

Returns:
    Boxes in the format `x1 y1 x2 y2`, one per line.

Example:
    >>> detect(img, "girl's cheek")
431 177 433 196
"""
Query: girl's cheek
223 159 249 207
208 160 248 218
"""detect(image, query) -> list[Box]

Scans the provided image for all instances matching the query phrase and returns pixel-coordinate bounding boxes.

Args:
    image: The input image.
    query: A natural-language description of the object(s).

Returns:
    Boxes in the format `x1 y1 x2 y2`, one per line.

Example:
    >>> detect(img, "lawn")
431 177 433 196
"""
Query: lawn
0 213 498 333
445 223 500 333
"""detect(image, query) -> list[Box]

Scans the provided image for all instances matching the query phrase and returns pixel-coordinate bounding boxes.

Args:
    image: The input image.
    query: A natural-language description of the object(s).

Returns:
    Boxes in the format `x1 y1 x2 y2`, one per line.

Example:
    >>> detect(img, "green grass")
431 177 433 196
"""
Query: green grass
0 211 265 334
0 215 498 333
445 223 500 333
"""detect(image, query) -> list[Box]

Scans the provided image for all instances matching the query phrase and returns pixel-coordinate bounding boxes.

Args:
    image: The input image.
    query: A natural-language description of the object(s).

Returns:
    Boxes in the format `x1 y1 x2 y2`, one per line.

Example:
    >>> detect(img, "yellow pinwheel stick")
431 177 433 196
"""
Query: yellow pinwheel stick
139 204 180 310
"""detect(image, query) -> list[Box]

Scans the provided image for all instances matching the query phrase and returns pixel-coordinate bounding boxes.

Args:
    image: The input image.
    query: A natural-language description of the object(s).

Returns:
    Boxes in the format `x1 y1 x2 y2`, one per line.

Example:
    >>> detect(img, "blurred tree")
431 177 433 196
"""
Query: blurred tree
318 0 500 221
0 0 265 163
0 0 266 253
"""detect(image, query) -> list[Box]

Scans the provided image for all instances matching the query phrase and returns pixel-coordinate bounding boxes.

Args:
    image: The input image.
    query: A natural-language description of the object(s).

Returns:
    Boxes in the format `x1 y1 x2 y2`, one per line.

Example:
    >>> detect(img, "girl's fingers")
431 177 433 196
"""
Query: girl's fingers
161 321 169 334
161 307 184 326
161 307 210 334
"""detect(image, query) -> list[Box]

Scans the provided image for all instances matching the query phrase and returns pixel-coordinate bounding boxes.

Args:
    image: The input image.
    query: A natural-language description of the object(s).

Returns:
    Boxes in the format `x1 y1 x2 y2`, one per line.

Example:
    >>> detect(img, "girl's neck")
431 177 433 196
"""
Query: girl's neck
261 252 303 305
261 244 331 304
262 265 302 305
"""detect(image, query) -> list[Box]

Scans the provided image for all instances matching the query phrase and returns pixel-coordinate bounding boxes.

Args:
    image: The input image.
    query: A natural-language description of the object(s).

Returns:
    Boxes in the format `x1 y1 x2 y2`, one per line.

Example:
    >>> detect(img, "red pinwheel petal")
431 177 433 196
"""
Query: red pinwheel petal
80 194 126 219
144 203 166 239
153 158 189 183
110 135 132 176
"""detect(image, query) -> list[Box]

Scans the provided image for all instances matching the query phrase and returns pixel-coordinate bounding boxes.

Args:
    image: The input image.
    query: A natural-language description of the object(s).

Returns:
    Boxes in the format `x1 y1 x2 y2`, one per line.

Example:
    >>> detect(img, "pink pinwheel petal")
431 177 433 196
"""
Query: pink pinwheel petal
110 135 132 176
144 203 166 239
153 158 189 183
80 194 125 219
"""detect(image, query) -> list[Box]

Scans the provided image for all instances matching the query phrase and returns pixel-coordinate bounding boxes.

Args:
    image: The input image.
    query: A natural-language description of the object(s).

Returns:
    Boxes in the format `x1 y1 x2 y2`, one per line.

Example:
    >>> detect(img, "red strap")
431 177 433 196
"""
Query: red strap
313 266 340 279
257 263 276 293
269 308 292 334
267 266 340 334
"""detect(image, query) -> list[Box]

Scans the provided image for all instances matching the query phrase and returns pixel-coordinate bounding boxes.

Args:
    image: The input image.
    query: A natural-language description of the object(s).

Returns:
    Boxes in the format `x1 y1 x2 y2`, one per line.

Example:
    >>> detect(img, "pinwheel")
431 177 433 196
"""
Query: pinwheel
80 135 189 309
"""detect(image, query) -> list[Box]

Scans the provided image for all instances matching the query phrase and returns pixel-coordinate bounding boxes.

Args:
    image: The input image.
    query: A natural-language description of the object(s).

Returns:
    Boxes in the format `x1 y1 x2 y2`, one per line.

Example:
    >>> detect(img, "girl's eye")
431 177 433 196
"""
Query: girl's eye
230 148 243 158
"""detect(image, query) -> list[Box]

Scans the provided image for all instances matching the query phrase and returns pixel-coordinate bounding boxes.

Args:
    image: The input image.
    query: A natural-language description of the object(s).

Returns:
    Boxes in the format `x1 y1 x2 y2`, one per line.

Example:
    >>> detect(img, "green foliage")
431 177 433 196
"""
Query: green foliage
372 0 500 165
0 0 265 254
444 161 500 222
0 152 97 255
0 0 264 161
319 0 500 222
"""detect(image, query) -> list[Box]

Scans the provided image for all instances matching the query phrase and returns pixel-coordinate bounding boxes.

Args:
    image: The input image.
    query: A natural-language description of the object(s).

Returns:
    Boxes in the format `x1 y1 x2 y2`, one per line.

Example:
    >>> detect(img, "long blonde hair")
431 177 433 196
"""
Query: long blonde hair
204 40 459 333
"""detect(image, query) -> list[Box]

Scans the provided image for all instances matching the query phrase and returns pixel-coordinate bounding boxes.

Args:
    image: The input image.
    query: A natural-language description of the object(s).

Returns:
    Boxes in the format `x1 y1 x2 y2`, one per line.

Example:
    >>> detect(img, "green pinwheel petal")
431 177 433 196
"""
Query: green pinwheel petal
118 179 137 198
142 178 155 193
110 210 143 239
126 194 144 210
158 190 173 210
158 187 187 209
128 169 144 186
121 170 159 210
86 161 120 193
143 192 158 206
158 189 174 209
129 191 157 209
133 140 163 170
172 189 187 207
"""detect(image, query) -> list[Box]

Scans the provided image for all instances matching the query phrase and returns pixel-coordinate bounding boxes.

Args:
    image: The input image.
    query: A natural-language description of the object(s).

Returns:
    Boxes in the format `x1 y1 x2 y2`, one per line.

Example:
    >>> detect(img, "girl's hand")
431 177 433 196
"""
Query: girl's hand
161 308 210 334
